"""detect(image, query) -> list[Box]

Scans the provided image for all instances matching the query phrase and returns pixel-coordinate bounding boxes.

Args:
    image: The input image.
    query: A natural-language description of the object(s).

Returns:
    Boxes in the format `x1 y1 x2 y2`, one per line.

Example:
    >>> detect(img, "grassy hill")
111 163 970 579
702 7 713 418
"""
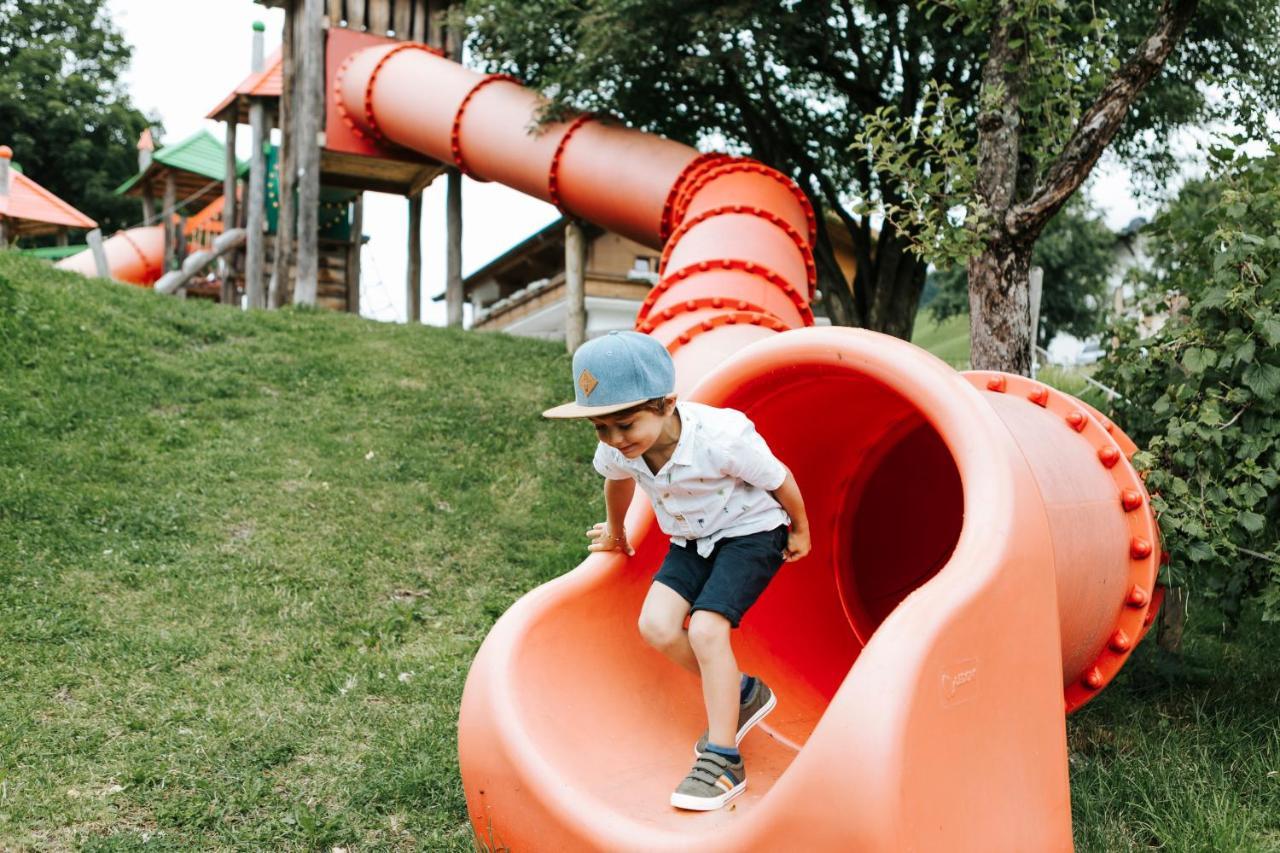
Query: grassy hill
2 255 1276 850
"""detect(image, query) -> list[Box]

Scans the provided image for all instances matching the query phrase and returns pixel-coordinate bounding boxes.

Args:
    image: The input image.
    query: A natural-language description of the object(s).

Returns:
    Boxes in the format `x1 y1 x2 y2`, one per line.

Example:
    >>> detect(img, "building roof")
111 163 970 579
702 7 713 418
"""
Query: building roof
0 148 98 236
115 129 247 215
206 48 284 125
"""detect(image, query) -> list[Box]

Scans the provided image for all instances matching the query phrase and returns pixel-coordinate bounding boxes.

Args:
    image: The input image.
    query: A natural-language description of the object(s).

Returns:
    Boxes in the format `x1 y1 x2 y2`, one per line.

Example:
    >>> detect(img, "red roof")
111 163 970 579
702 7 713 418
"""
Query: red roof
0 160 97 236
206 48 283 123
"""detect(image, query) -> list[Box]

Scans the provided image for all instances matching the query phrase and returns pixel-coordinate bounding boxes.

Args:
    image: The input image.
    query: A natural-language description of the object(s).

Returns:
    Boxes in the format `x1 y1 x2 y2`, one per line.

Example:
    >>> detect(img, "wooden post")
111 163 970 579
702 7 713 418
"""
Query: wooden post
270 3 298 308
348 193 363 314
370 0 390 33
393 0 410 38
56 227 68 247
162 171 177 270
0 219 8 249
1028 265 1044 377
137 130 154 225
445 167 463 327
222 118 239 304
411 0 426 41
293 0 324 307
176 215 189 289
86 228 110 278
406 190 422 322
244 23 269 309
328 0 342 27
348 0 367 30
565 219 587 352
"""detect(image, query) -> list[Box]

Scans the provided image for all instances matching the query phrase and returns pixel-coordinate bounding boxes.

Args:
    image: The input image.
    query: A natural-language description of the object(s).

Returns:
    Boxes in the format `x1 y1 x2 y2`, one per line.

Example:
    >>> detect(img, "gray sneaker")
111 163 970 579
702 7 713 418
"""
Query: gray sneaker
694 677 776 756
670 750 746 811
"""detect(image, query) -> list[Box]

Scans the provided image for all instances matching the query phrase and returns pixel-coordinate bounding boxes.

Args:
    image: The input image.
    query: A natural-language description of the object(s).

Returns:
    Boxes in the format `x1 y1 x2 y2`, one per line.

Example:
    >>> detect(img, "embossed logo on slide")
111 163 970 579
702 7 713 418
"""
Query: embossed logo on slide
941 658 980 707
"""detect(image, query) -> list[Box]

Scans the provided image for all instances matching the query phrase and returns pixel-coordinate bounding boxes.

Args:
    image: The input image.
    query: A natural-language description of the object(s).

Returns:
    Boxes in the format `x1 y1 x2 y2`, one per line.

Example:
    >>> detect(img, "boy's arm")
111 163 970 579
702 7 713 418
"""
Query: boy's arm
587 477 635 555
770 466 811 563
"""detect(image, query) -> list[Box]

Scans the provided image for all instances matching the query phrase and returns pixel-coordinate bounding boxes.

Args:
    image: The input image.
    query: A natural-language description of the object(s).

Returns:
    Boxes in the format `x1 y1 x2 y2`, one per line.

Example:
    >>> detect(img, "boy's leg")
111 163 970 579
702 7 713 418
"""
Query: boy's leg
637 581 699 676
687 609 739 748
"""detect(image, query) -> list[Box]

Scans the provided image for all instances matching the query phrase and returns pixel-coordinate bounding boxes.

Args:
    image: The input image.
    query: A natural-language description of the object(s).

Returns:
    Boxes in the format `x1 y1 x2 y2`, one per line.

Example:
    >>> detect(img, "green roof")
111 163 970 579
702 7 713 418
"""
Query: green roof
114 129 248 195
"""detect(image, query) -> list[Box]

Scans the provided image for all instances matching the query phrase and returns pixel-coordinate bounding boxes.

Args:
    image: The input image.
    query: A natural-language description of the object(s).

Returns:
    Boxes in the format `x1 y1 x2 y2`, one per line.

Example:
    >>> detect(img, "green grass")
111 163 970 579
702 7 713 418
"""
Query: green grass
911 310 971 367
2 255 1277 850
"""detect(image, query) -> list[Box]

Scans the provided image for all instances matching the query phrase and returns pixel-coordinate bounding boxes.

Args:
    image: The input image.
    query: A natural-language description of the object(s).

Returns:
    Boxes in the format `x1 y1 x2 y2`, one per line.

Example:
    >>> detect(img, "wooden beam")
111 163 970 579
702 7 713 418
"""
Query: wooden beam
328 0 343 27
244 20 270 309
348 0 366 30
348 193 363 314
407 164 440 196
270 1 298 307
162 172 177 270
223 120 238 238
245 100 269 308
411 0 426 41
140 184 155 225
86 228 110 278
293 0 324 306
369 0 389 33
564 219 587 352
393 0 410 38
427 0 443 49
406 191 422 322
445 167 463 327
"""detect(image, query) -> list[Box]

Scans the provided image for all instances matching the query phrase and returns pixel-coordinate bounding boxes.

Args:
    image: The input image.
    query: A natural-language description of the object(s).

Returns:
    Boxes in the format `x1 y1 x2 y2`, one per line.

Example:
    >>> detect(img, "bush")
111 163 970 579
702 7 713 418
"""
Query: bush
1097 144 1280 623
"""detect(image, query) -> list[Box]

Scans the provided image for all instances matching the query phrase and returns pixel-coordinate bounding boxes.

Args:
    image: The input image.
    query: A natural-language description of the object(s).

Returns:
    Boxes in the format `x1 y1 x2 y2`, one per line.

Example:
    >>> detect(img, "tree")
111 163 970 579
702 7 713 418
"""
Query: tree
1096 146 1280 623
463 0 1278 352
927 196 1115 348
0 0 156 237
862 0 1279 371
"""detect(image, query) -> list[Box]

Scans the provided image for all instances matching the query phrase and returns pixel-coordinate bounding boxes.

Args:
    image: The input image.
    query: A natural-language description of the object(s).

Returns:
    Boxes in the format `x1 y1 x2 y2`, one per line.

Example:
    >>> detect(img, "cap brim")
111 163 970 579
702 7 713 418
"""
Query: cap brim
541 398 651 419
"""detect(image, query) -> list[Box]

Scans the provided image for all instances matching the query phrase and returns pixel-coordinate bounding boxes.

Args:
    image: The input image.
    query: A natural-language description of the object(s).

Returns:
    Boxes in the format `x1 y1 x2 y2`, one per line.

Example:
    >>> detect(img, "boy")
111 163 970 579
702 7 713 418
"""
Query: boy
544 330 810 811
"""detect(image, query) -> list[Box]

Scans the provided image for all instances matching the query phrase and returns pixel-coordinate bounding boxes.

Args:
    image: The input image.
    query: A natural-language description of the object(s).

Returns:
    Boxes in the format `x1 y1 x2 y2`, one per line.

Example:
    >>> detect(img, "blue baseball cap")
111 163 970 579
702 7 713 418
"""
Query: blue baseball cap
542 331 676 418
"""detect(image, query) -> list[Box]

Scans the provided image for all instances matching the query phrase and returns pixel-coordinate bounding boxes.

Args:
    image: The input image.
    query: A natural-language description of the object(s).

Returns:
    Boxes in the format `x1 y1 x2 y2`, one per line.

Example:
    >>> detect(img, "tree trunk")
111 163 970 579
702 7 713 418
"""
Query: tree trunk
967 238 1033 374
1157 585 1186 655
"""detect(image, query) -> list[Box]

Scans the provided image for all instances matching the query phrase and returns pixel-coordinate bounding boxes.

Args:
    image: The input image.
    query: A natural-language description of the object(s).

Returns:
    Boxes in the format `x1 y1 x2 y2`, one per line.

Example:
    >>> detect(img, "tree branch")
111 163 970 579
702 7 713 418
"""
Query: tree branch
1008 0 1199 236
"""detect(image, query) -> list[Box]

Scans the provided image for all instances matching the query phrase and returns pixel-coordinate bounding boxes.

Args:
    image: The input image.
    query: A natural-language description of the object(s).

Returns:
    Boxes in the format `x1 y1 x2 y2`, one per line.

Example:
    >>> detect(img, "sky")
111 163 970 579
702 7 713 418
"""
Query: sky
106 0 1154 326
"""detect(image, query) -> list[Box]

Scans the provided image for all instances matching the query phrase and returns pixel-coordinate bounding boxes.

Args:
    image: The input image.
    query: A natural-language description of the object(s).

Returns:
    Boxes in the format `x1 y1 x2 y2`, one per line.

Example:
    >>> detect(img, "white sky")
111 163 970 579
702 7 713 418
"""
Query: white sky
107 0 1154 325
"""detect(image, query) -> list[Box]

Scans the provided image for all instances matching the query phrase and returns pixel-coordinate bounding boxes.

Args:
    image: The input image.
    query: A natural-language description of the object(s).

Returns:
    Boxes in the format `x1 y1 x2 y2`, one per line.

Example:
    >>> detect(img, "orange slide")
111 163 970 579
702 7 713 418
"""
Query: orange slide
56 224 166 286
332 35 1162 850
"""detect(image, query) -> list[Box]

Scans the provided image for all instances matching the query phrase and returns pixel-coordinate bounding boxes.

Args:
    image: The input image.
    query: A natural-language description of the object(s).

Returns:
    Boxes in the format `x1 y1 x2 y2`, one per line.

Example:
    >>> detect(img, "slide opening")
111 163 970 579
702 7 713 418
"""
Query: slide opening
838 418 964 644
713 360 965 712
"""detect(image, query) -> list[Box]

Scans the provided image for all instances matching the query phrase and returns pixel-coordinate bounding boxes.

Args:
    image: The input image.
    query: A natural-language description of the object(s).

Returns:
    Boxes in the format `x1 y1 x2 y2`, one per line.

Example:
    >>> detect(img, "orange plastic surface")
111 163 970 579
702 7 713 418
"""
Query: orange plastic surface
56 225 165 287
333 37 1161 851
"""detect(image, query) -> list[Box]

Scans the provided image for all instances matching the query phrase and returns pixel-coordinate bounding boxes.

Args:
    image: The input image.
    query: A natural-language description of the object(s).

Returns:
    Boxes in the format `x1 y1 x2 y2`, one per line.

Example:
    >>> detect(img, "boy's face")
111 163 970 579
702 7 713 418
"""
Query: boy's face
588 396 675 459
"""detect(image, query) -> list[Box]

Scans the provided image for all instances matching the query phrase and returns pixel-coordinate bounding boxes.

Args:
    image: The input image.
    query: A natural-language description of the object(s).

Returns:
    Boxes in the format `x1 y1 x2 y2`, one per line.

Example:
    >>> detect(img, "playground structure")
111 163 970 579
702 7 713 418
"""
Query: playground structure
0 145 98 250
54 3 459 315
16 3 1166 845
322 35 1165 851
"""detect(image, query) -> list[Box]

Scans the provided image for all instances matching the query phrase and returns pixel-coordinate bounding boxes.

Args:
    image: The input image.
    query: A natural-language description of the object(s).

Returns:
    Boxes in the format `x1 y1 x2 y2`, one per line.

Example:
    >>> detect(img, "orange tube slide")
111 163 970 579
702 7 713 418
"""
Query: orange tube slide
55 225 165 287
334 35 1161 850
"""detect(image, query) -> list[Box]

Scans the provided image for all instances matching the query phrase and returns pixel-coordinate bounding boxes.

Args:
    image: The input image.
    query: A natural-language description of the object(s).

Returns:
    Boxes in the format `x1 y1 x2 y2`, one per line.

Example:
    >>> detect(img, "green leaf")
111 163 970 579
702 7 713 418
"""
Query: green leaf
1243 362 1280 398
1182 346 1215 373
1237 511 1266 533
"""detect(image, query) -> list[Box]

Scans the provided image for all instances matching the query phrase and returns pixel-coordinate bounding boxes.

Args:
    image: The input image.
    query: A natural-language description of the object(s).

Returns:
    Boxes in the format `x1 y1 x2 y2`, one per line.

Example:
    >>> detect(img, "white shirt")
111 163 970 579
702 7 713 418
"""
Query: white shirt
593 401 790 557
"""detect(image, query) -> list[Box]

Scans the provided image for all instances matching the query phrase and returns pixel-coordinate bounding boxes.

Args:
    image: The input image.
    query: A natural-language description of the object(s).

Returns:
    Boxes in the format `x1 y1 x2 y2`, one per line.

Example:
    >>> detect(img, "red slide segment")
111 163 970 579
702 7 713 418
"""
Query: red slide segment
56 225 166 287
333 34 1160 851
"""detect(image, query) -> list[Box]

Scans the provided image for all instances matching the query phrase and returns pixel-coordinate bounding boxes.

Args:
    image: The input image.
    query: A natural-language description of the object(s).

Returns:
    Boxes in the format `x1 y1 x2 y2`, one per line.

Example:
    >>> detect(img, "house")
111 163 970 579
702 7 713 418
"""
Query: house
456 215 859 340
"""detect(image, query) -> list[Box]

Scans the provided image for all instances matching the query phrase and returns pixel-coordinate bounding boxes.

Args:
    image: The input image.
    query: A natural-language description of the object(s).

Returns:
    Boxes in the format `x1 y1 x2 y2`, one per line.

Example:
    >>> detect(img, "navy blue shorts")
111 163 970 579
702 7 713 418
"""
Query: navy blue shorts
654 525 789 628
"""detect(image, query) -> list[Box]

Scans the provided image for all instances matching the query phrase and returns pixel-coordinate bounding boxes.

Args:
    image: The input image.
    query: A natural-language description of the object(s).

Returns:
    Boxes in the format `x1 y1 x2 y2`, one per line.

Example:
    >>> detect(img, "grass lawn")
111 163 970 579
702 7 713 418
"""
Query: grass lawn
2 255 1277 850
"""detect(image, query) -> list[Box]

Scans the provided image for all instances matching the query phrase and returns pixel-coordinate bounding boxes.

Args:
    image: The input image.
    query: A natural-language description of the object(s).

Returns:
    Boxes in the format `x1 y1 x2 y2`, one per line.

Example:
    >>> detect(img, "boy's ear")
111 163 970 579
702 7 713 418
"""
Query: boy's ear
664 394 678 410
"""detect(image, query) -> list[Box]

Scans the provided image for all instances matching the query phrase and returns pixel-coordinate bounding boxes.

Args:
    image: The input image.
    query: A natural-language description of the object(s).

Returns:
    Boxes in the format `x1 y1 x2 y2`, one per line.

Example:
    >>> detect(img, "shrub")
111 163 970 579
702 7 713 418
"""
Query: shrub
1097 144 1280 623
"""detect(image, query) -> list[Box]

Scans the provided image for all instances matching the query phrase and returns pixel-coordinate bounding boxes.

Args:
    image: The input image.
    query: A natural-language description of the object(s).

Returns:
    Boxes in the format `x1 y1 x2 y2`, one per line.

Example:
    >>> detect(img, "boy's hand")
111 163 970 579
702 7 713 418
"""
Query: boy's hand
783 527 811 563
587 522 634 556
